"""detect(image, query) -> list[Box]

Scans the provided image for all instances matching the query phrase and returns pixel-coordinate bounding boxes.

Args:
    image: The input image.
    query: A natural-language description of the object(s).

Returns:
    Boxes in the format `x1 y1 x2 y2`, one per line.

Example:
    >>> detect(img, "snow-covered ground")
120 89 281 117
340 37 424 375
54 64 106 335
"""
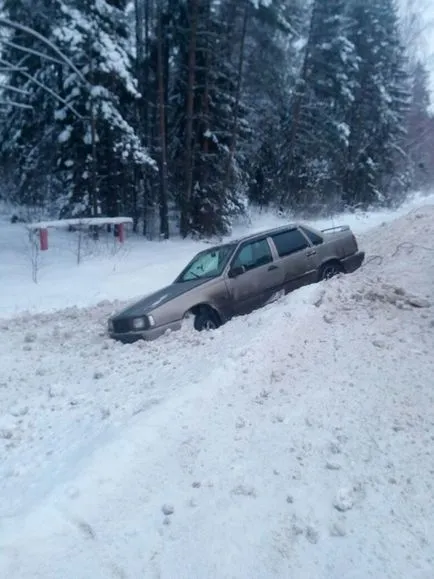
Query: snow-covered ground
1 191 433 317
0 197 434 578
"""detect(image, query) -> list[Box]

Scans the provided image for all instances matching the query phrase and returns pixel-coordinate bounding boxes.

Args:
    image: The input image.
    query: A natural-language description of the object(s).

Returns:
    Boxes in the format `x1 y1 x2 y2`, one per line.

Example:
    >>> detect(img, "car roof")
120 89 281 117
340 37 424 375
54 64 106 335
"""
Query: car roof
205 222 315 253
233 223 299 245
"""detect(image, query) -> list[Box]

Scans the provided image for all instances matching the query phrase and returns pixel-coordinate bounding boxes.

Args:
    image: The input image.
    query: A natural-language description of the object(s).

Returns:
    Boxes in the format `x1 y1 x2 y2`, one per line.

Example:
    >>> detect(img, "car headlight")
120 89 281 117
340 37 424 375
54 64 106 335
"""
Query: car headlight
132 317 146 330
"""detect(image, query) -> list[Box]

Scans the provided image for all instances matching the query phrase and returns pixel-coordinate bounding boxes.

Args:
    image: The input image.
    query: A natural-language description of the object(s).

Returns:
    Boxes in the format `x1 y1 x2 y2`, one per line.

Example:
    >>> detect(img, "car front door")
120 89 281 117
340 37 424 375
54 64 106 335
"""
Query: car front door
269 228 317 292
225 237 284 316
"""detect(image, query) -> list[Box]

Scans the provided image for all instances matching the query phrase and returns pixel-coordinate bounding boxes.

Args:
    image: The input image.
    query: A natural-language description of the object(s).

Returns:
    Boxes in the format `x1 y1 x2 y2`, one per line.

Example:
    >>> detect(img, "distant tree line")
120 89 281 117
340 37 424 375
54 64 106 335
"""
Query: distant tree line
0 0 433 238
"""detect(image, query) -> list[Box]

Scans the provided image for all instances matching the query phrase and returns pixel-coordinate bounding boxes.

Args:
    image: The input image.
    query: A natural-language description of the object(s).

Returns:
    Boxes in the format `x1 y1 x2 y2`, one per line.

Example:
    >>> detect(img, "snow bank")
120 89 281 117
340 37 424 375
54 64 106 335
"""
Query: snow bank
0 204 433 578
1 190 433 318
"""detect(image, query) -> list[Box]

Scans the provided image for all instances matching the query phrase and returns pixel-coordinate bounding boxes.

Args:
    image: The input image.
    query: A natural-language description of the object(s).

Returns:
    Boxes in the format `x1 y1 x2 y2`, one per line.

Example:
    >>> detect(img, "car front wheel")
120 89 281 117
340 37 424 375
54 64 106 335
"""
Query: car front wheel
320 261 343 280
194 310 218 332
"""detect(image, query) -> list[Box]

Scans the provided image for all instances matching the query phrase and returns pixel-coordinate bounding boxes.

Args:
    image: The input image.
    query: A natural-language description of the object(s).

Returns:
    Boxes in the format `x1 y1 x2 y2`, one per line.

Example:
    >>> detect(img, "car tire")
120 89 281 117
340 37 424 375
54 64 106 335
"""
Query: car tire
320 261 343 281
194 309 219 332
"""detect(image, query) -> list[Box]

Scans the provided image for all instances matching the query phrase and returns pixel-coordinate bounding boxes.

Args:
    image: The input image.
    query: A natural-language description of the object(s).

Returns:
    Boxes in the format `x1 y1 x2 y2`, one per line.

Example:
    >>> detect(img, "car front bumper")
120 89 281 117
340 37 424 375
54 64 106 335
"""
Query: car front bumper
341 250 365 273
109 319 182 343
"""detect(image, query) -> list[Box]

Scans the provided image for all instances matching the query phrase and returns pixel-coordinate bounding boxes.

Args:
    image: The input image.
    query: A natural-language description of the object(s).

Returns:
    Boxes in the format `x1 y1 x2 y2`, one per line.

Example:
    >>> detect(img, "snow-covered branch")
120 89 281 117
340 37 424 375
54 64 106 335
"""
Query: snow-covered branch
0 98 32 110
3 39 66 66
0 84 31 96
0 58 84 119
0 65 28 72
0 17 87 84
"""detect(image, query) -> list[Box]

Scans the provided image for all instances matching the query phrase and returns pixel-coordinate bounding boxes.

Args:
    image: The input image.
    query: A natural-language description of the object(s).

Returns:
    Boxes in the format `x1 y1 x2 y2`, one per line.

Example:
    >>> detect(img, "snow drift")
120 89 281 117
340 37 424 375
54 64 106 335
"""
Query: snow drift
0 203 433 578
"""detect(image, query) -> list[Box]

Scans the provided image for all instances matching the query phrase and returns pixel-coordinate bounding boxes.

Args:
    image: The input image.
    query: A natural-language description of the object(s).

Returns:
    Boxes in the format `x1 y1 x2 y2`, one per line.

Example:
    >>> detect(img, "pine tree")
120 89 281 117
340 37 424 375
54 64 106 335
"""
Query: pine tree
279 0 357 212
343 0 409 207
0 0 63 211
169 0 251 237
52 0 156 217
0 0 421 234
245 0 305 209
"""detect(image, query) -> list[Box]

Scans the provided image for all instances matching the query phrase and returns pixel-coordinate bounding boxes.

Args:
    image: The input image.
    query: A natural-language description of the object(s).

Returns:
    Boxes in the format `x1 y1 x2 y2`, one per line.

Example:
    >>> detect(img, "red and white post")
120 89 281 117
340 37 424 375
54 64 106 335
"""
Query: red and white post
39 228 48 251
117 223 125 243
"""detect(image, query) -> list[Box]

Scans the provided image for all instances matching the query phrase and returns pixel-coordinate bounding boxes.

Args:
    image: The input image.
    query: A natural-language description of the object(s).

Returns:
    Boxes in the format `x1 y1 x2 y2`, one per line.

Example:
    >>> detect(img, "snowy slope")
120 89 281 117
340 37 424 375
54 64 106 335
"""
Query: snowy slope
1 190 433 317
0 203 434 578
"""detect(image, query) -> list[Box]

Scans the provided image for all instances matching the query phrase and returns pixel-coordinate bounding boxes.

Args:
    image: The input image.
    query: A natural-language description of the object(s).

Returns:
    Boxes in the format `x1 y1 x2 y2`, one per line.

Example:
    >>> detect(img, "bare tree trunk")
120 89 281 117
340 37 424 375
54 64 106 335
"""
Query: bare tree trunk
181 0 199 237
89 98 99 241
132 167 140 232
281 1 318 206
224 0 239 64
144 0 151 146
135 0 145 96
133 0 144 232
135 0 153 236
201 0 211 171
89 50 99 222
157 6 169 239
224 2 249 191
142 0 153 236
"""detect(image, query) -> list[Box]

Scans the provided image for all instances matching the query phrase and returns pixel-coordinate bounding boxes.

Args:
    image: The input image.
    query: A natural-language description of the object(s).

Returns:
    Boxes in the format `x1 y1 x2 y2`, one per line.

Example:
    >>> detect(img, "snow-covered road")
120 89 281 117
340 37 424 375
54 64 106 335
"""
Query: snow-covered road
0 203 433 578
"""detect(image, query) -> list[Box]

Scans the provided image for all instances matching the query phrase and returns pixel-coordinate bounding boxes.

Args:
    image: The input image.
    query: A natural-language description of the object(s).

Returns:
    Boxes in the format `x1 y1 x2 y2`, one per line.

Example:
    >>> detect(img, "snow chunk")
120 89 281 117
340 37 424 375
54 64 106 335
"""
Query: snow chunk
161 504 174 516
333 488 354 512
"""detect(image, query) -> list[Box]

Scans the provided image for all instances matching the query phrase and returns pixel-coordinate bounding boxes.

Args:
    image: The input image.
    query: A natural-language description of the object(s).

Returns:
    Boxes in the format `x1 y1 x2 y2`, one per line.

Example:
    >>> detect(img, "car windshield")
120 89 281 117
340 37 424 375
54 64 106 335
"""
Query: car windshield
176 244 235 282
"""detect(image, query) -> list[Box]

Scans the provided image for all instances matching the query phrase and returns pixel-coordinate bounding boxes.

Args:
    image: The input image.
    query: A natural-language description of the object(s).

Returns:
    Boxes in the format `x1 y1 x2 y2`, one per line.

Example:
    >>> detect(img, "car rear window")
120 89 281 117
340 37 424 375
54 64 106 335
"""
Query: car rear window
271 229 309 257
300 226 323 246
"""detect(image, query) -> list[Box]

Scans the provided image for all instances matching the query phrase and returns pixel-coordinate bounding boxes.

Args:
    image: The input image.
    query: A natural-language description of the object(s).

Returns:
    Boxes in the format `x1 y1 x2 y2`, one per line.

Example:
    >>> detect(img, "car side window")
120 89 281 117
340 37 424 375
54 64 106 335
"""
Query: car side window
232 238 273 271
300 226 323 246
271 229 309 258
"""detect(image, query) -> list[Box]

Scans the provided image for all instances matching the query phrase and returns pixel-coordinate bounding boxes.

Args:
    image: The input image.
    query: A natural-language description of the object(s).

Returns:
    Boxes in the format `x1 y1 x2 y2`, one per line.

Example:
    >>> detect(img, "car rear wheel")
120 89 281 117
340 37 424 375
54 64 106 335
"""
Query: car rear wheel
194 308 219 332
320 261 343 281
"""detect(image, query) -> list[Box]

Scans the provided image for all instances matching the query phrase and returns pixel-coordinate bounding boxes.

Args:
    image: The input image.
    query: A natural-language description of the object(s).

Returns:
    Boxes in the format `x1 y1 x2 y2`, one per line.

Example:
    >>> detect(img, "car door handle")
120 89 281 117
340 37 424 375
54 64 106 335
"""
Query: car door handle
268 264 279 271
306 250 316 256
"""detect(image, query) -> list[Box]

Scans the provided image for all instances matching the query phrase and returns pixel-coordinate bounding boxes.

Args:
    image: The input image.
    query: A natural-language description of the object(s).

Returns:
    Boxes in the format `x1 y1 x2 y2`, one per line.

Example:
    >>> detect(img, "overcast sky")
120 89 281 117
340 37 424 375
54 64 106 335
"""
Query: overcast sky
425 3 434 82
420 1 434 98
400 0 434 66
397 0 434 105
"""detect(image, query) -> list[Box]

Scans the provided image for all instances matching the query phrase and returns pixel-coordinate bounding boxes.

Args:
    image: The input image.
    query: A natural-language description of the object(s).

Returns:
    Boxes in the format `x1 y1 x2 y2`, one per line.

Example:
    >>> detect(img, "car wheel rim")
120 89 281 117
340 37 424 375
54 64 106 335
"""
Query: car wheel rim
323 266 340 279
202 319 216 331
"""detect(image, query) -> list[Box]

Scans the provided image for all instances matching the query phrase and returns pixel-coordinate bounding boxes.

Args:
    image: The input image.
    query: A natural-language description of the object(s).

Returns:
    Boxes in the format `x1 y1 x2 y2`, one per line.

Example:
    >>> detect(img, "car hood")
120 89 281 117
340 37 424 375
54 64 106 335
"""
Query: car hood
112 278 210 319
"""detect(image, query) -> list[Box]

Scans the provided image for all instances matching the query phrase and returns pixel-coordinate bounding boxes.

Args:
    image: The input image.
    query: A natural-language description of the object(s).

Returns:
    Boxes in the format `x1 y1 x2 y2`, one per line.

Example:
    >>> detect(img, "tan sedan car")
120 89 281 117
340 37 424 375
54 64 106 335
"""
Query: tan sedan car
108 222 364 342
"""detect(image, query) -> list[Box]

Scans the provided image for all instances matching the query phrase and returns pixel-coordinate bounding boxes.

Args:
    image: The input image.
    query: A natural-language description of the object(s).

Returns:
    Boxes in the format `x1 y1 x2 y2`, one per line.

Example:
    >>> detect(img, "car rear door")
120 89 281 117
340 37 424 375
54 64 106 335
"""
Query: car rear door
269 228 318 291
225 237 284 316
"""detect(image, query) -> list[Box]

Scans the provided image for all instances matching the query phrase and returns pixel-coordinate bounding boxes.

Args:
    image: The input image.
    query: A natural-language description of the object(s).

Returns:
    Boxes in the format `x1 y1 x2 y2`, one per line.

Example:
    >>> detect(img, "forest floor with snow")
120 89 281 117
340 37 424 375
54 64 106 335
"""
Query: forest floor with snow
0 197 434 578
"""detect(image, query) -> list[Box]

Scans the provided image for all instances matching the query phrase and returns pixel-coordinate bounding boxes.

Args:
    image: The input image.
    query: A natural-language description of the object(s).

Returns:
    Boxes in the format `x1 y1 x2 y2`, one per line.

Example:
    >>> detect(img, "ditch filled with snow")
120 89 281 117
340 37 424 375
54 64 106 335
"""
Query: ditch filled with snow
1 191 433 317
0 197 433 578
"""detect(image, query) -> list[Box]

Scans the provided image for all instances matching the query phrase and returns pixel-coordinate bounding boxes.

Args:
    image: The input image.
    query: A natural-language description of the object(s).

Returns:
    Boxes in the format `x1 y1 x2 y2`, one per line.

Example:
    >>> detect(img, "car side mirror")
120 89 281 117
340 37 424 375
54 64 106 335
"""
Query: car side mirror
228 265 246 278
